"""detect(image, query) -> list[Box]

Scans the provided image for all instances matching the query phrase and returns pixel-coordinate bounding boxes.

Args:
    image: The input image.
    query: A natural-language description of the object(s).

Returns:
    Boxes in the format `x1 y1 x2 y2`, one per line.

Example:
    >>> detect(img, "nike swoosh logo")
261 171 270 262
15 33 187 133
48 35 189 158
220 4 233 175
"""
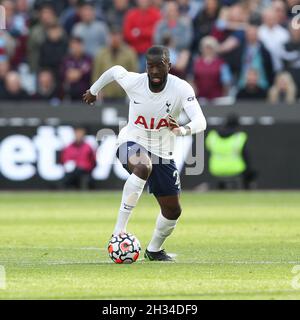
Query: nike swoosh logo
133 100 141 104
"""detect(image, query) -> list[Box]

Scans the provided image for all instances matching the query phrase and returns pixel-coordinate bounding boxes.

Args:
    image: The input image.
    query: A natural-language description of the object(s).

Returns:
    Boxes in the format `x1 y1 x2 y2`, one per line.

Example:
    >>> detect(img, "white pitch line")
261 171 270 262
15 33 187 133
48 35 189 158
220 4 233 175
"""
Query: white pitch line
104 288 300 300
184 260 300 265
2 260 300 267
1 248 299 265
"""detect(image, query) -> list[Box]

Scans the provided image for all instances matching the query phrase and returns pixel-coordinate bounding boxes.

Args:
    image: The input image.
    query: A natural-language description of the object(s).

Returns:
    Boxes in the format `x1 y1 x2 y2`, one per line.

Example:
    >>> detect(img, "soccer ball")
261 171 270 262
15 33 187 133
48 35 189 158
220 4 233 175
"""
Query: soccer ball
108 233 141 264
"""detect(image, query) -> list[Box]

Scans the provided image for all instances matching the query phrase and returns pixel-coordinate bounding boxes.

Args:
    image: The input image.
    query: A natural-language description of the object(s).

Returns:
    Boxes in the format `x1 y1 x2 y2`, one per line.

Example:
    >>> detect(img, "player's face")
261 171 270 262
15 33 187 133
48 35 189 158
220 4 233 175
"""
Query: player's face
146 56 171 90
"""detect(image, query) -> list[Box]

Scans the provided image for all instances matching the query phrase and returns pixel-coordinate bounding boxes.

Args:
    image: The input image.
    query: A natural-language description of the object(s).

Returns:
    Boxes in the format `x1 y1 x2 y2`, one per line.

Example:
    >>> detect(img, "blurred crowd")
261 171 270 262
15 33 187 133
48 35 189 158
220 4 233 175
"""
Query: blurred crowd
0 0 299 105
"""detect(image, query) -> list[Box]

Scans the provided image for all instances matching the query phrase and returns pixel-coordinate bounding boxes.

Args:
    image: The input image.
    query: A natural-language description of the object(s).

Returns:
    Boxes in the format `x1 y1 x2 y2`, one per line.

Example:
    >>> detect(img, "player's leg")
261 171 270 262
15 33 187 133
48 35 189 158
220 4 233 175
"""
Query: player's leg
145 195 181 261
113 144 152 235
144 158 181 261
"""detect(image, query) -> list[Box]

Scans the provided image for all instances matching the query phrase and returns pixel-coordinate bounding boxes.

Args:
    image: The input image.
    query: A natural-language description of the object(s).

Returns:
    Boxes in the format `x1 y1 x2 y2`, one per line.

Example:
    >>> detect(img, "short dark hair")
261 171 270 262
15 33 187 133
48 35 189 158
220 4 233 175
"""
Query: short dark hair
74 125 87 132
77 0 96 7
70 36 83 43
38 3 55 12
146 45 170 62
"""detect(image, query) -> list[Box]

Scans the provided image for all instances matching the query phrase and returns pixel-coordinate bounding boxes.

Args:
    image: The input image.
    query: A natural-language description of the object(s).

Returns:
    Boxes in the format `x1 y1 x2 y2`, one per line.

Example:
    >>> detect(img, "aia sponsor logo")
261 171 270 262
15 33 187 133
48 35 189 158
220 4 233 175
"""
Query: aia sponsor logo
134 116 169 130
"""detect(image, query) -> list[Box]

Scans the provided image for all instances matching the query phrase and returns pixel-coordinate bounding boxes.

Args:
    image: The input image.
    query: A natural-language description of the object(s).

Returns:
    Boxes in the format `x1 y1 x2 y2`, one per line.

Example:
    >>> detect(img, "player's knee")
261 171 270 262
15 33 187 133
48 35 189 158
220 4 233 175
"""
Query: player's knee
162 204 182 220
173 205 182 219
133 163 152 180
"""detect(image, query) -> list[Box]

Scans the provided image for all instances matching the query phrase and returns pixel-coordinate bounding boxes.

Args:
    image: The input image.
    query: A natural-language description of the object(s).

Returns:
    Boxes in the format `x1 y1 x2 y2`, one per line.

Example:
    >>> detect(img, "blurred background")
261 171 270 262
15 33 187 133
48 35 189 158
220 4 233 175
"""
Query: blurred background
0 0 300 190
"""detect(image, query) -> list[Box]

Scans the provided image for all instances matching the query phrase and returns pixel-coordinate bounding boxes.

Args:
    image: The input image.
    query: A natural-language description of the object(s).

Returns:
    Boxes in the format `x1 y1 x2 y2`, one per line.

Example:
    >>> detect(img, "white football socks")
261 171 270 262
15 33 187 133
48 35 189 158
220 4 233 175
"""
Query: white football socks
147 212 178 252
113 173 146 235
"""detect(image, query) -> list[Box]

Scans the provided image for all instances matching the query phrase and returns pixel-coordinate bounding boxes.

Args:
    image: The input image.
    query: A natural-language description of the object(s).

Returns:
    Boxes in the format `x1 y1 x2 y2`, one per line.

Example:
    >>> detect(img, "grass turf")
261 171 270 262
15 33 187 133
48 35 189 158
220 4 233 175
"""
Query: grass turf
0 191 300 300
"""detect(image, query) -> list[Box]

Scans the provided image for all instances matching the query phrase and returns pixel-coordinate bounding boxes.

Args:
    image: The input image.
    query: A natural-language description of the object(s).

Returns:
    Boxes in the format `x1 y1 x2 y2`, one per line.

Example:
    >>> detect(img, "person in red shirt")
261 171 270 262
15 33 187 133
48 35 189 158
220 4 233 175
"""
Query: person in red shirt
123 0 161 72
61 126 96 190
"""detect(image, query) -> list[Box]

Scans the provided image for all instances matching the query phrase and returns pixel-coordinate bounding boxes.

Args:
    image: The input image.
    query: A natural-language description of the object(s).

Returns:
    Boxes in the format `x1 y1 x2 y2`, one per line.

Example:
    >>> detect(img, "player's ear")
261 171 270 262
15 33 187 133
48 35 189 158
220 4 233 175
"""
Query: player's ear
168 63 172 71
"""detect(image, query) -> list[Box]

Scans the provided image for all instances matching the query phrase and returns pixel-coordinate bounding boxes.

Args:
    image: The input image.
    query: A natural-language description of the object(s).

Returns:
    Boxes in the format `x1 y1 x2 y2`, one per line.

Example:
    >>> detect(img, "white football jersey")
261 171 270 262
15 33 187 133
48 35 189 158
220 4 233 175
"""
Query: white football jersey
90 66 206 159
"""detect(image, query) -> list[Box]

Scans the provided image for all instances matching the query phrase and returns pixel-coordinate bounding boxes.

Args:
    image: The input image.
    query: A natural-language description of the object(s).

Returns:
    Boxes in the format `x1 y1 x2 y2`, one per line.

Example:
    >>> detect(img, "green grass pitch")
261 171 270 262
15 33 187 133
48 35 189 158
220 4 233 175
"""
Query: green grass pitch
0 191 300 300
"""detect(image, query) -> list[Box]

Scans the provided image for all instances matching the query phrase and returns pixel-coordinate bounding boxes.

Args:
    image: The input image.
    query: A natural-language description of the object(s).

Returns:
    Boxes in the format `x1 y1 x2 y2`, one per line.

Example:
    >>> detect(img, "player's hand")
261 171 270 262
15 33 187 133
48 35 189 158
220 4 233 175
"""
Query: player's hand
168 115 179 130
168 115 180 135
82 90 97 106
171 127 183 136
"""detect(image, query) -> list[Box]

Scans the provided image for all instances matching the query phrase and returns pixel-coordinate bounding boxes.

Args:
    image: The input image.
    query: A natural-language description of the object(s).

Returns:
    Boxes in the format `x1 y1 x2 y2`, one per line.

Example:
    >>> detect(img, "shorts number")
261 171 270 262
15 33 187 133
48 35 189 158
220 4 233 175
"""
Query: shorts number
292 5 300 30
173 170 180 188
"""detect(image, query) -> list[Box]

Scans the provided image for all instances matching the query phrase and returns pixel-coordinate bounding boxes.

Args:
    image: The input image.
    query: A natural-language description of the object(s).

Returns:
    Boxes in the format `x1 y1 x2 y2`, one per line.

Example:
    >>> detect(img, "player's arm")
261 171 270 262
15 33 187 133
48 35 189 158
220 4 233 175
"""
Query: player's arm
170 84 207 136
82 65 128 105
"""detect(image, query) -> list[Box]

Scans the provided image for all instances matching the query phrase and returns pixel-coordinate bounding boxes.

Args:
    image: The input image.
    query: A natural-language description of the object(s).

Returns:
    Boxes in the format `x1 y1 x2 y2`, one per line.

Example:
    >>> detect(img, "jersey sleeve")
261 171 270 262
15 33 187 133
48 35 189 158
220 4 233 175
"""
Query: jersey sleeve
180 81 207 134
90 65 136 96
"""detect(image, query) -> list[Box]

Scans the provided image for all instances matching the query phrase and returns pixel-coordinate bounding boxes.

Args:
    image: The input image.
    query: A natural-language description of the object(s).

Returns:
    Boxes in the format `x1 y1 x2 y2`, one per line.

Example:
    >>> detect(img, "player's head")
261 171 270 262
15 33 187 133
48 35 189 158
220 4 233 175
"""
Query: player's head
146 45 171 90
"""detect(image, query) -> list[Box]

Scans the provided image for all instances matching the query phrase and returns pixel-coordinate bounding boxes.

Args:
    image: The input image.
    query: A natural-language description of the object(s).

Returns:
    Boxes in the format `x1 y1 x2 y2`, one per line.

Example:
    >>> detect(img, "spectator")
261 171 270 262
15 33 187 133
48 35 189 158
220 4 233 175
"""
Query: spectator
2 0 28 67
212 4 248 45
258 8 290 71
212 4 249 74
152 0 164 10
206 113 256 190
72 0 109 57
33 0 69 16
123 0 161 72
176 0 202 20
61 126 96 190
283 23 300 96
0 71 29 100
61 36 92 100
60 0 81 35
92 26 138 102
161 33 190 79
241 0 268 24
0 60 11 97
106 0 131 28
15 0 31 23
237 24 274 90
39 24 68 80
154 1 193 52
236 68 268 100
272 0 288 28
192 0 221 53
0 30 16 62
268 72 297 104
34 69 60 102
2 0 28 37
27 3 57 72
193 36 232 100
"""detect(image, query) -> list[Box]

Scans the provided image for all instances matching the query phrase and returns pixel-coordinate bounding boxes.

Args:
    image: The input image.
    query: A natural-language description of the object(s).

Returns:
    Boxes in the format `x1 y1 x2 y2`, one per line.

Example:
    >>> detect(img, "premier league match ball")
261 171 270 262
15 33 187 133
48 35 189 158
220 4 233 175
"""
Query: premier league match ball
108 233 141 264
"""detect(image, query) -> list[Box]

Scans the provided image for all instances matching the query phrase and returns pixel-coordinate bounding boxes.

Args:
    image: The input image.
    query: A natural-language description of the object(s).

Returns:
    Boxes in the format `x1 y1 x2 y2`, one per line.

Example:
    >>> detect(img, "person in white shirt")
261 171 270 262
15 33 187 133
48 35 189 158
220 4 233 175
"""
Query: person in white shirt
258 8 290 71
83 45 206 261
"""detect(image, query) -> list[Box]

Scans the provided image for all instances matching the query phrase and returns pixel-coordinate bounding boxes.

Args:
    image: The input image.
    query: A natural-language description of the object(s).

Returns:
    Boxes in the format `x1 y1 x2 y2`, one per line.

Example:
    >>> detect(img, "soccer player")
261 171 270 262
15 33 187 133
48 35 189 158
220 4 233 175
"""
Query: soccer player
83 46 207 261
